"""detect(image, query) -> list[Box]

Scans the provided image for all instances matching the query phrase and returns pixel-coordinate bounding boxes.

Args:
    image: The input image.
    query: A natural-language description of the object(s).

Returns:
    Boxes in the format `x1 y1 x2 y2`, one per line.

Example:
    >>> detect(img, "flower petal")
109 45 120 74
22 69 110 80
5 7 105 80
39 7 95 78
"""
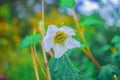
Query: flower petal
44 35 53 52
53 44 68 58
46 25 58 37
44 25 58 52
65 37 80 49
60 26 75 36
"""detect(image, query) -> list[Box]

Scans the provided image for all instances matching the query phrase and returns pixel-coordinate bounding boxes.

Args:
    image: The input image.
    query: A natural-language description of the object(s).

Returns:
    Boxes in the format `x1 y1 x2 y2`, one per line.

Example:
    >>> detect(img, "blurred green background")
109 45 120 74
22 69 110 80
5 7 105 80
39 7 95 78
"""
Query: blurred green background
0 0 120 80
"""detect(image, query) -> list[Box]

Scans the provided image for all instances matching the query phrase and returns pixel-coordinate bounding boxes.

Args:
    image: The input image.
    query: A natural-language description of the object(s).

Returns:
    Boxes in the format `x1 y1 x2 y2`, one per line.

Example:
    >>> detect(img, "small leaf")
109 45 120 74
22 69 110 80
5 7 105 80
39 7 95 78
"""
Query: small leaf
111 35 120 50
50 54 80 80
60 0 76 8
20 34 42 48
81 17 103 27
98 44 111 53
111 35 120 43
112 52 120 68
98 64 120 80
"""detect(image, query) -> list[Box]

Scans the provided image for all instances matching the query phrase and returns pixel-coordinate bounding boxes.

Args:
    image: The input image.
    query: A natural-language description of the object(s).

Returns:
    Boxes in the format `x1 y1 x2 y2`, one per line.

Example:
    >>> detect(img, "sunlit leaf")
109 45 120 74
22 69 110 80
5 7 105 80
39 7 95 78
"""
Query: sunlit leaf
60 0 76 8
20 34 42 48
98 64 120 80
112 52 120 68
111 35 120 43
79 57 96 80
81 17 103 27
111 35 120 50
98 44 111 53
50 54 80 80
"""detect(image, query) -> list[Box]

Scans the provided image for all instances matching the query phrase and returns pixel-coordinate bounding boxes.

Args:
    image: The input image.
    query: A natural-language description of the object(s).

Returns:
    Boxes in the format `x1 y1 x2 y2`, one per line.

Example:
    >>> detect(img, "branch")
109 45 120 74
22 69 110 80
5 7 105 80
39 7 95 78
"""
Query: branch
31 46 40 80
33 45 47 79
71 9 101 69
41 0 51 80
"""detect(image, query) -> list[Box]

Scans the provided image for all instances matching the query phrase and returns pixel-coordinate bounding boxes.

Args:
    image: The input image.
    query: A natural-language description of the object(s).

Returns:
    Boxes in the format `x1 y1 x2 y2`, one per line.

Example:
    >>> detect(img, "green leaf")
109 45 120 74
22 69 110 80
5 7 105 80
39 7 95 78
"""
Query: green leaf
60 0 76 8
111 35 120 50
81 17 103 27
98 44 111 53
20 34 42 48
98 64 120 80
111 35 120 43
50 54 80 80
112 52 120 68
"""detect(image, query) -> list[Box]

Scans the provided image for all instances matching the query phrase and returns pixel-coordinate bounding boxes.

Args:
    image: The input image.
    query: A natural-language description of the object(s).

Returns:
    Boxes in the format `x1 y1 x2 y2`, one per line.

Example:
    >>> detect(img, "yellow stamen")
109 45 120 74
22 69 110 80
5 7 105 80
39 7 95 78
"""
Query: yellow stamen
54 31 68 44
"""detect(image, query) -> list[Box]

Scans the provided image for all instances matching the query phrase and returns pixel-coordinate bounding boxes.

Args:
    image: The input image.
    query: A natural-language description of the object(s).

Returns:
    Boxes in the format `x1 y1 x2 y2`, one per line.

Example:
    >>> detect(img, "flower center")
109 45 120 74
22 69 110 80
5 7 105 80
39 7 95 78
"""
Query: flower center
54 31 68 44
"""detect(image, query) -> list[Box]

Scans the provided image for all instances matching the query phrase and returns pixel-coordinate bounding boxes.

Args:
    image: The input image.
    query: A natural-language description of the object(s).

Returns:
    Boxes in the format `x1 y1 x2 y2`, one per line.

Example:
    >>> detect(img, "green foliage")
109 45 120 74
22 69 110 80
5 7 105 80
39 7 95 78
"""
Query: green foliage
98 64 120 80
78 56 97 80
60 0 76 8
111 35 120 43
0 4 12 24
5 50 45 80
0 4 10 19
7 64 36 80
20 34 42 49
1 1 120 80
98 44 111 53
80 15 104 27
112 52 120 68
80 43 89 49
50 54 80 80
111 35 120 68
111 35 120 51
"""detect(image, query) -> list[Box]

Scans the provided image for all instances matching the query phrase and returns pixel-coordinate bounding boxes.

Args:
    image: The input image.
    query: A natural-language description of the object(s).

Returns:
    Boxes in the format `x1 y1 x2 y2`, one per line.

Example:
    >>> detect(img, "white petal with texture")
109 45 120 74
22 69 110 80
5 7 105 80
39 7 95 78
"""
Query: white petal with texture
44 35 53 52
44 25 58 52
53 44 68 58
65 37 80 49
60 26 75 36
46 25 58 37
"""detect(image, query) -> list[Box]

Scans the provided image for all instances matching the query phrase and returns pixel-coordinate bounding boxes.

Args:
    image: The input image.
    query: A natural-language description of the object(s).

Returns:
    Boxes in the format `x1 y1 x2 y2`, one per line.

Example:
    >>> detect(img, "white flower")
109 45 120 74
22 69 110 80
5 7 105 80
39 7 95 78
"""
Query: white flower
44 25 80 58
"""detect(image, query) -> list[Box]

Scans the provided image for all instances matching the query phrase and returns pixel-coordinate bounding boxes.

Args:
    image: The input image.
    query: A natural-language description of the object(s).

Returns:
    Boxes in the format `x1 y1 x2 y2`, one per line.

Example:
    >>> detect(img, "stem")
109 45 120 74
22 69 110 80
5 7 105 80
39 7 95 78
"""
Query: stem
31 46 40 80
48 50 54 57
71 9 101 69
83 48 101 69
42 0 45 36
33 45 47 78
71 9 86 43
41 38 51 80
41 0 51 80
